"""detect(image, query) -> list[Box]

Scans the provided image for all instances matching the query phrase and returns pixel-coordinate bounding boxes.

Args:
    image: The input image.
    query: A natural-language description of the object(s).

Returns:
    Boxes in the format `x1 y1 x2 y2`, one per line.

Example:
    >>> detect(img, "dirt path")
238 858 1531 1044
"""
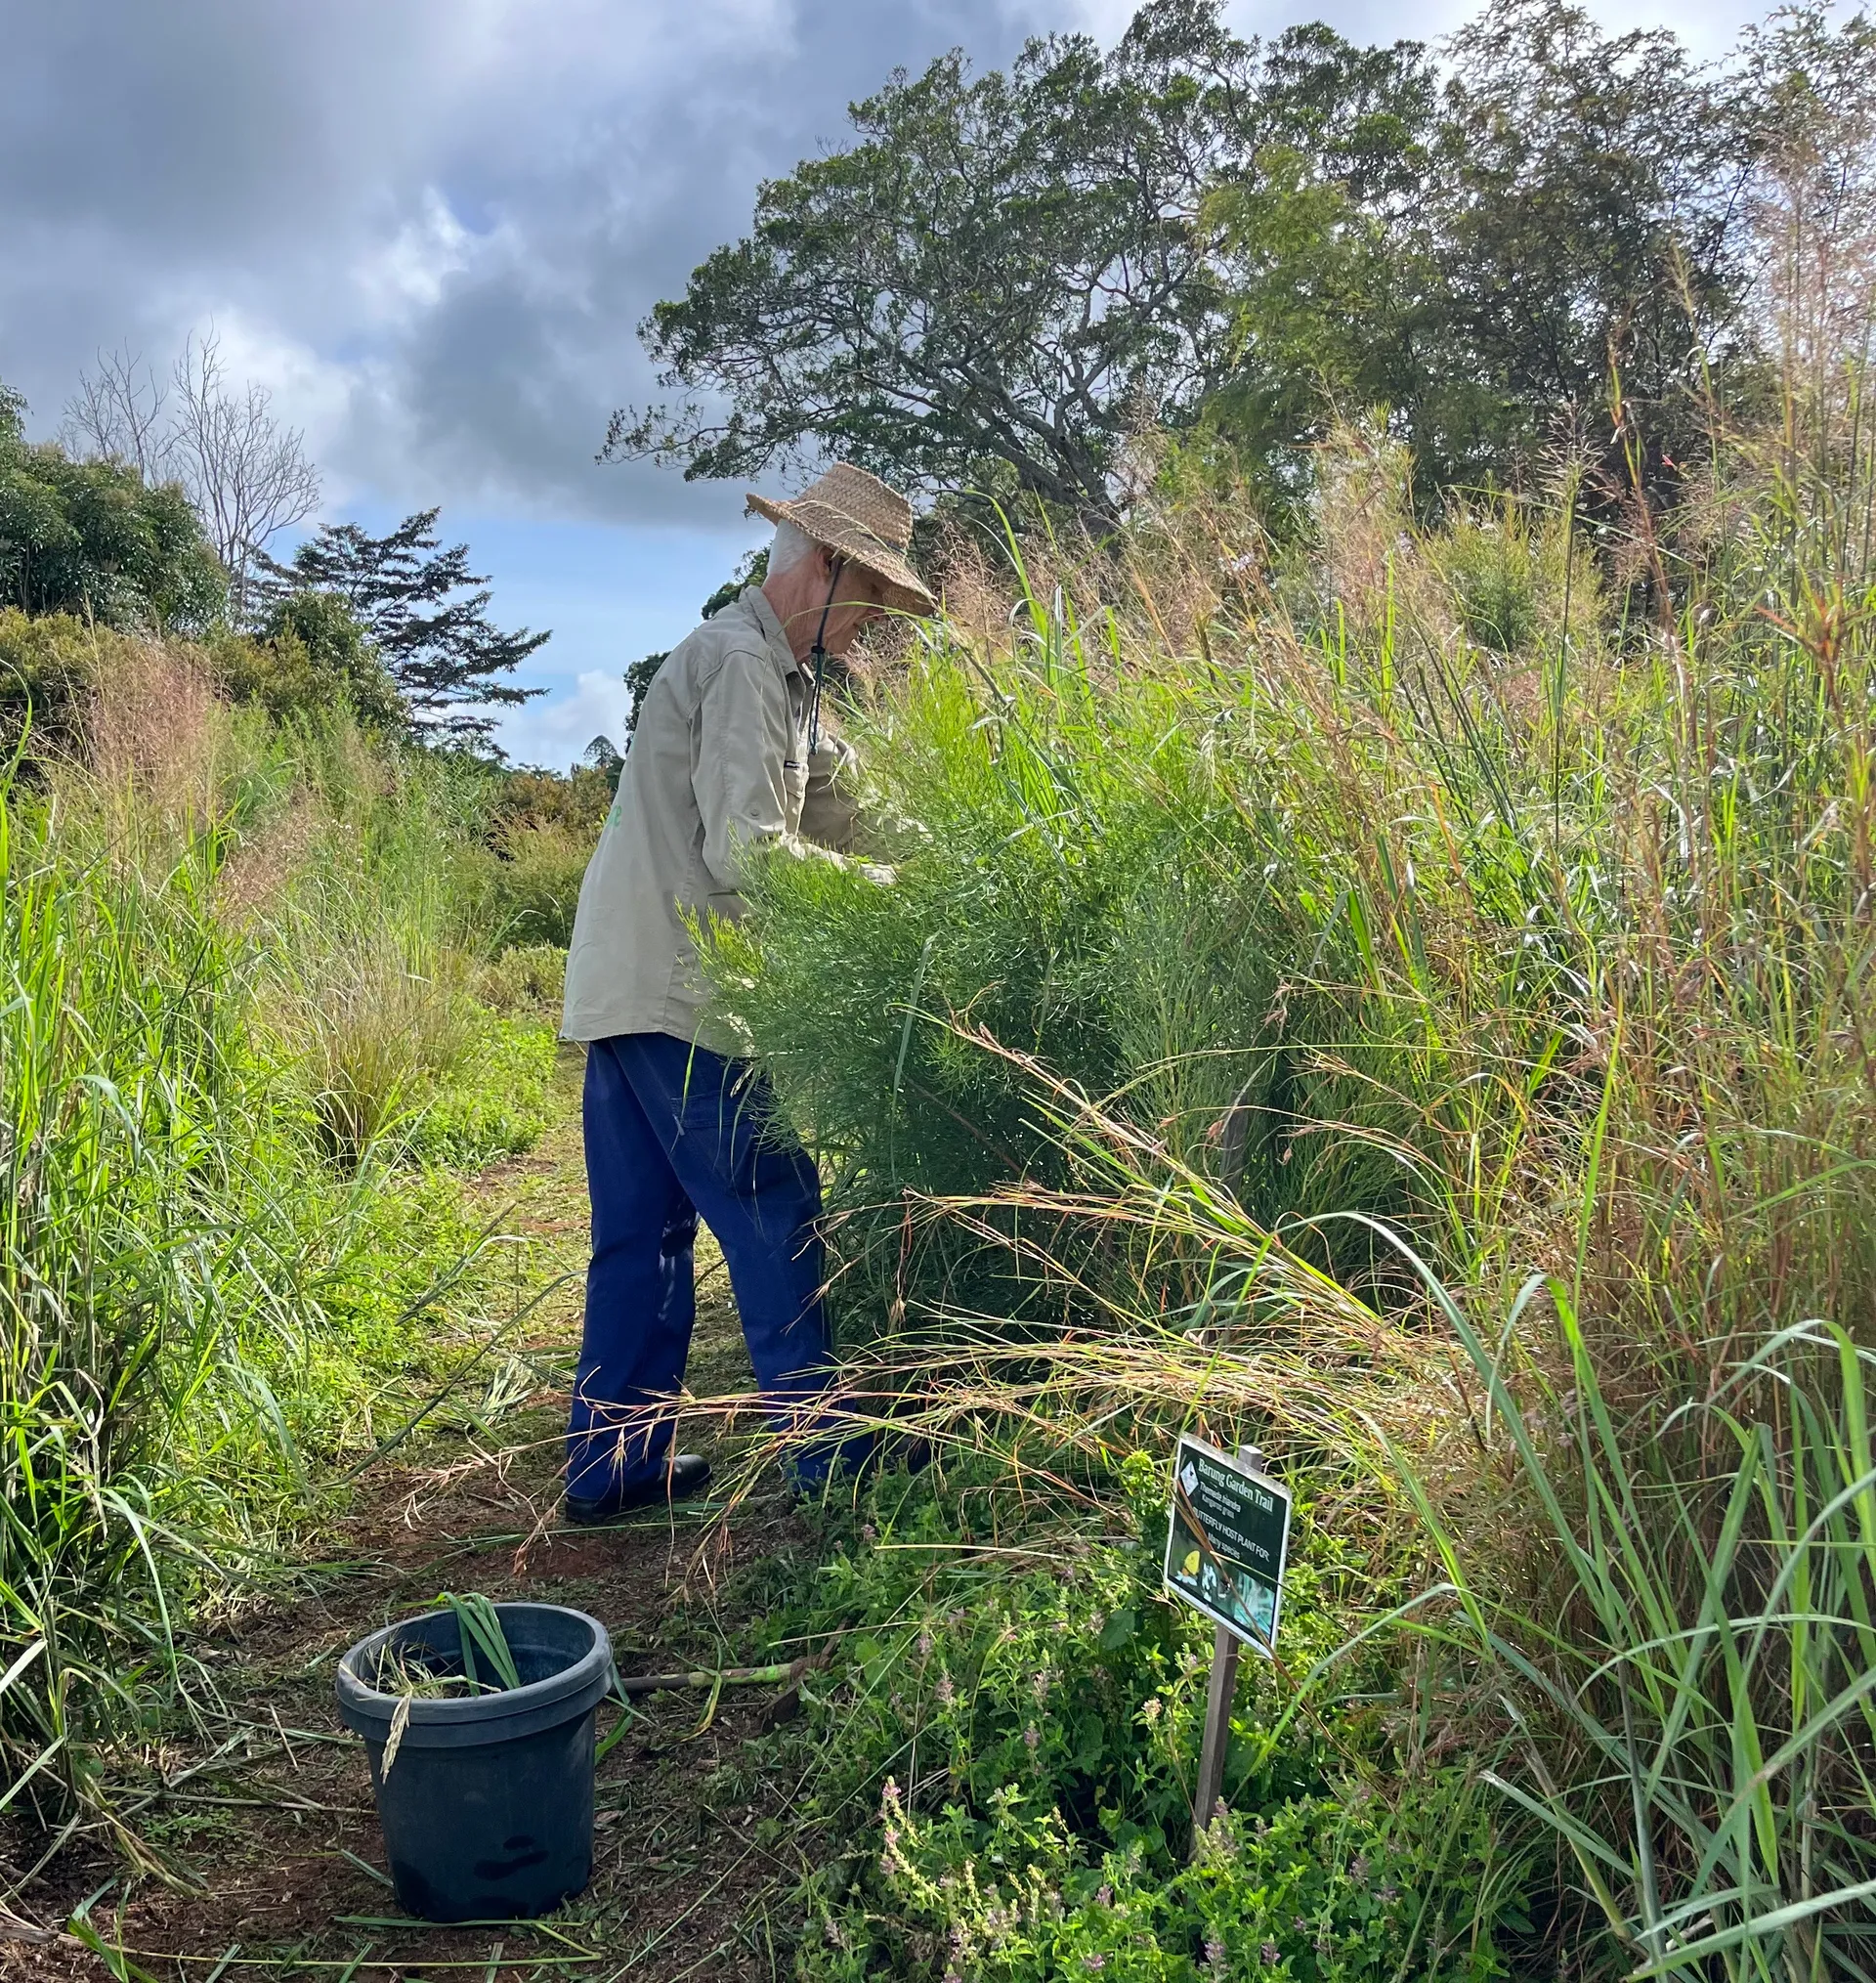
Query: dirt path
11 1046 829 1982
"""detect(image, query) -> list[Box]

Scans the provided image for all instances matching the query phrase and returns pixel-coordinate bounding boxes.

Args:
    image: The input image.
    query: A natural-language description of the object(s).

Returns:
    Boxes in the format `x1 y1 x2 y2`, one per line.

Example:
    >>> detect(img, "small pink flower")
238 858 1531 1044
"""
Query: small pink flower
1205 1935 1227 1972
1260 1941 1280 1965
1023 1722 1041 1750
1082 1958 1105 1973
935 1673 956 1705
1094 1882 1113 1908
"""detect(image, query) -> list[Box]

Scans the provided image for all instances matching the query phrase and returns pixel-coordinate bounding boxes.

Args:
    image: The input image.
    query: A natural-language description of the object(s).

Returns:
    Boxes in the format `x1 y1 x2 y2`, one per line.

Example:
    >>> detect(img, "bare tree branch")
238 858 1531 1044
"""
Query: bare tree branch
61 345 172 482
169 329 321 619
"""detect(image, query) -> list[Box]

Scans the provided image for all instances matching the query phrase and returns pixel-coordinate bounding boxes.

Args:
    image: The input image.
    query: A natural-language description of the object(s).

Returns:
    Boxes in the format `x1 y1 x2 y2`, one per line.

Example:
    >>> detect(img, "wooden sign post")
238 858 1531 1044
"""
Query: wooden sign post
1161 1438 1292 1857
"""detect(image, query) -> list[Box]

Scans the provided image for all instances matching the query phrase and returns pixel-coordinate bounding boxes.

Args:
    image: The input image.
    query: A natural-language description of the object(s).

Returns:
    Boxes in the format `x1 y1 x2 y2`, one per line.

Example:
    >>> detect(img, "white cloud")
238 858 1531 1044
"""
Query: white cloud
502 668 635 770
3 0 1774 538
353 190 485 323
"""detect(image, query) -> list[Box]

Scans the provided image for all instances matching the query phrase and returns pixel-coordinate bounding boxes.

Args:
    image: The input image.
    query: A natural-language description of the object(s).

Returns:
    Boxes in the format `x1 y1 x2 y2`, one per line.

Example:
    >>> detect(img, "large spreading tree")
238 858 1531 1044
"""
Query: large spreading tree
612 0 1854 523
607 0 1258 527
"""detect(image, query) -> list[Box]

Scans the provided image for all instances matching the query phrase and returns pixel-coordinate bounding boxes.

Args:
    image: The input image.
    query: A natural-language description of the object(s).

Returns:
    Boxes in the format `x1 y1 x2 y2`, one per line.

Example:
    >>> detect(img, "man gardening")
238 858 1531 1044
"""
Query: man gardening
558 463 935 1522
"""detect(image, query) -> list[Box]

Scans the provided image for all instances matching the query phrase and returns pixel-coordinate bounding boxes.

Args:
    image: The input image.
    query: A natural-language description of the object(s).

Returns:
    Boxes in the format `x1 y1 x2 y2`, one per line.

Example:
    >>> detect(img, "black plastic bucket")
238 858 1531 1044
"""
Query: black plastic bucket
335 1602 614 1922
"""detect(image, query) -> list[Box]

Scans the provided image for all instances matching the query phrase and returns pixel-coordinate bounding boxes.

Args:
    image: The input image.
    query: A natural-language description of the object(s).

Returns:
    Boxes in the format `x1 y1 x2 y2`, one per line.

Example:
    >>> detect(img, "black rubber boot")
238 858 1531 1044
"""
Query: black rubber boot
564 1453 712 1525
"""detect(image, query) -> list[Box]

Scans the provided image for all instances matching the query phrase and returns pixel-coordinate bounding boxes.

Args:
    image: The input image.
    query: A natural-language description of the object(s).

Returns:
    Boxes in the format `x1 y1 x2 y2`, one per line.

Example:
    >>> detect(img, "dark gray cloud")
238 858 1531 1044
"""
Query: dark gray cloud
0 0 1087 531
0 0 1750 541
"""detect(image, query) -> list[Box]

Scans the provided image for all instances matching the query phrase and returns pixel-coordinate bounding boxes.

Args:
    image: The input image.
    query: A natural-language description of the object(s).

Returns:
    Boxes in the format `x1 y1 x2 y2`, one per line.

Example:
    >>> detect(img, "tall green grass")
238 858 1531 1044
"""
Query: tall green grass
0 647 549 1875
704 377 1876 1972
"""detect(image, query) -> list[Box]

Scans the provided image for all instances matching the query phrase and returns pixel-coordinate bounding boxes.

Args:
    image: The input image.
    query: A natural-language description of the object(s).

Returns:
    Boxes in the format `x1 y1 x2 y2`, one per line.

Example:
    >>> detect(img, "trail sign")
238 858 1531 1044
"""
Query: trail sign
1163 1436 1291 1656
1167 1438 1292 1856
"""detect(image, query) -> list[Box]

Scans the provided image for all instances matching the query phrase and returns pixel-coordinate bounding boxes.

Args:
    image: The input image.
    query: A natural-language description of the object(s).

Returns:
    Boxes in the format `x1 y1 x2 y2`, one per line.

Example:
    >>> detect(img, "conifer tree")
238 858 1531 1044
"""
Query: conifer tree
267 508 547 745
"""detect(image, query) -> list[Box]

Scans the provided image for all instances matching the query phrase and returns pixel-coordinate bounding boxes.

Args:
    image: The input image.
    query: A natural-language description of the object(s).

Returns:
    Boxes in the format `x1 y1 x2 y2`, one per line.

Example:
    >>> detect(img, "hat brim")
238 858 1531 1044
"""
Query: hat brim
746 492 936 616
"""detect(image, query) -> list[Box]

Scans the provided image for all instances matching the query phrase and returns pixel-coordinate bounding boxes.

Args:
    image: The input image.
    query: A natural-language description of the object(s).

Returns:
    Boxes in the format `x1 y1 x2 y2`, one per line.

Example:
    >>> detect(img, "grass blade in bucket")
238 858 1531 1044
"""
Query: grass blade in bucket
335 1598 614 1921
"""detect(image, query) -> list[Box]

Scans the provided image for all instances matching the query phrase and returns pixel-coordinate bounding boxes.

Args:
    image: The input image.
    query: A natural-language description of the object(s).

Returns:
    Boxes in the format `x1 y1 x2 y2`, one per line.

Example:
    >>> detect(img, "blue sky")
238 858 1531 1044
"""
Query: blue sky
1 0 1751 766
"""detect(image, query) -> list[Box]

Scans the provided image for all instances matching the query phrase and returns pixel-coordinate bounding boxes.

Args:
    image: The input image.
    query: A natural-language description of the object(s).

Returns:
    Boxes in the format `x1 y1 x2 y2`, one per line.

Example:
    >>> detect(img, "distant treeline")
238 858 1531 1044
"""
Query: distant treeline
0 357 546 750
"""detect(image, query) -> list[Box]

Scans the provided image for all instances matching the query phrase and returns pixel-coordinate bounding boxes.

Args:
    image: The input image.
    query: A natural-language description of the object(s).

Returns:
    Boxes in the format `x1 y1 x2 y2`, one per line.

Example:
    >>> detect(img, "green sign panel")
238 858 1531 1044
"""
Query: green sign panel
1162 1436 1292 1655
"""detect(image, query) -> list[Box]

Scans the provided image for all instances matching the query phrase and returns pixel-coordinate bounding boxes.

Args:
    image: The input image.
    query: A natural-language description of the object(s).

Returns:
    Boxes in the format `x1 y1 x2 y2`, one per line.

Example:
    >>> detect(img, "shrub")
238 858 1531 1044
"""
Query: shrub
0 398 225 630
0 607 98 752
490 761 616 838
480 819 595 949
476 941 568 1016
212 592 405 734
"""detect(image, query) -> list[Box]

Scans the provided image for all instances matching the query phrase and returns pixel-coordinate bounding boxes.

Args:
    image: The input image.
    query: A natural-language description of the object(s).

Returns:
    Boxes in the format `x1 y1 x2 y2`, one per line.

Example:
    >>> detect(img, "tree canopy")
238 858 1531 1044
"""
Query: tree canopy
610 0 1250 526
613 0 1857 523
0 381 226 628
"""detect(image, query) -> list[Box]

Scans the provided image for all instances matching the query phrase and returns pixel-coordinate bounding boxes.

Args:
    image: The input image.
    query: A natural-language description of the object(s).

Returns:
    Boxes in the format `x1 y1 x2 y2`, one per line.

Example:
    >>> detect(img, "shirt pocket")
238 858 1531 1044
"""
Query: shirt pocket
782 756 807 830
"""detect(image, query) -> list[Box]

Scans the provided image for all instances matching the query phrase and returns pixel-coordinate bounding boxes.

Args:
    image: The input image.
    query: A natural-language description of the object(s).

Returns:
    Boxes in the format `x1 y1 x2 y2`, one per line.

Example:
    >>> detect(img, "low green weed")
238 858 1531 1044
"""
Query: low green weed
868 1781 1520 1983
746 1459 1530 1980
401 1013 557 1166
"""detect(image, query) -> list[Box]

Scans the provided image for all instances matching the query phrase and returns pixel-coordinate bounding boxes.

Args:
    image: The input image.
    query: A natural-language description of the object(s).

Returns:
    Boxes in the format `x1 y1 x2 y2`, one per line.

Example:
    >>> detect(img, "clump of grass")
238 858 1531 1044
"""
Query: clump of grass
481 818 595 949
374 1593 523 1700
475 940 568 1017
0 664 549 1874
286 934 477 1162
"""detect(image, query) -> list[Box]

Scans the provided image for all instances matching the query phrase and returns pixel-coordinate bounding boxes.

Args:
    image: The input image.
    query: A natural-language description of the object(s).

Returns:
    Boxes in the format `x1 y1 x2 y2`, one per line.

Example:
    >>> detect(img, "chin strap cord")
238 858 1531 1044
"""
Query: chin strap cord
805 557 845 754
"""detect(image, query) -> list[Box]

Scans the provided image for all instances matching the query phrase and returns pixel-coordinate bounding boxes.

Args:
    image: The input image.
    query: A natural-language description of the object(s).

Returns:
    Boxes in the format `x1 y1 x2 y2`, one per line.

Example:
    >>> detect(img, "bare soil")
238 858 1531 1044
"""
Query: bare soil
4 1046 831 1982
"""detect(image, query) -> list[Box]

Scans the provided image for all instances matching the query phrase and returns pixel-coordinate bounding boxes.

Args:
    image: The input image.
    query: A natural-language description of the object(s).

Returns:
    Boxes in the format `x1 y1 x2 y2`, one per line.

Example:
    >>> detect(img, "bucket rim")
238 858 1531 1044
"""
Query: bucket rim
336 1601 612 1734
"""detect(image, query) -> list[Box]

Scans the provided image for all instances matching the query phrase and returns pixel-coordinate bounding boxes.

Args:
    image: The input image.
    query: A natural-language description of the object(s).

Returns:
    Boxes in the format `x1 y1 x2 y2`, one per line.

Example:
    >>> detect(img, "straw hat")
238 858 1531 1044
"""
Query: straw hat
746 462 935 616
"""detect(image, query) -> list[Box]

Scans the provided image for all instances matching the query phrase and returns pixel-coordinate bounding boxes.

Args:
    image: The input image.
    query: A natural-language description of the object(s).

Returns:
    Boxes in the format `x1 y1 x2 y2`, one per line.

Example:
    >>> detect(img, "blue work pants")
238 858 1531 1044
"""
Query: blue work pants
567 1032 850 1500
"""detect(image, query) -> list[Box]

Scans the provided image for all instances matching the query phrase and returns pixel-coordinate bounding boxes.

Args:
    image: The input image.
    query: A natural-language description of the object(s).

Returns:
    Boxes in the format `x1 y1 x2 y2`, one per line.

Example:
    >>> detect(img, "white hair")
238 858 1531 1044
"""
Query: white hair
768 519 820 577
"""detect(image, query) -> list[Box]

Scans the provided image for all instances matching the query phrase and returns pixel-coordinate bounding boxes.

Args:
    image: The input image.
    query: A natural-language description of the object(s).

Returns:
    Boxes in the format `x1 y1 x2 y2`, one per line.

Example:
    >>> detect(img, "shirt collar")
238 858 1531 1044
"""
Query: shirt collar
737 585 802 680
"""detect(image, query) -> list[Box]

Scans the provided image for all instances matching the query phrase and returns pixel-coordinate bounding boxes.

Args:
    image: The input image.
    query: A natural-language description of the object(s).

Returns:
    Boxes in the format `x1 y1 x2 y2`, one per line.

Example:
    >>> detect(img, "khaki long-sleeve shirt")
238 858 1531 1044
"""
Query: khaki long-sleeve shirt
560 585 857 1053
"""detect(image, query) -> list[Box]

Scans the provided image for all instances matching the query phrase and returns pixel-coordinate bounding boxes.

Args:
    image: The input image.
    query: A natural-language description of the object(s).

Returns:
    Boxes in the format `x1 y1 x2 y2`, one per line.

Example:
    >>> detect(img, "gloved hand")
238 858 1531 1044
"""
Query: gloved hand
807 736 857 785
